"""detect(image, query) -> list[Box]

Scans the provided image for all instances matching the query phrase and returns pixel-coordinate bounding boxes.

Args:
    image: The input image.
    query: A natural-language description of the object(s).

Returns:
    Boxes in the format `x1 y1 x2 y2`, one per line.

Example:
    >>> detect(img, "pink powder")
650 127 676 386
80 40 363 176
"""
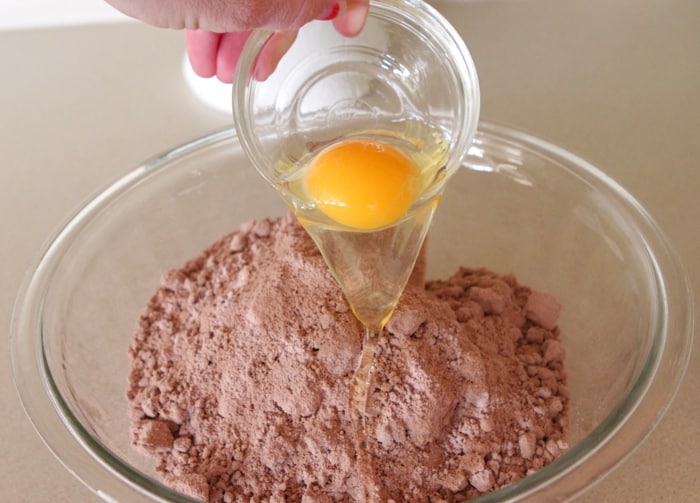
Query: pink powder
127 213 569 502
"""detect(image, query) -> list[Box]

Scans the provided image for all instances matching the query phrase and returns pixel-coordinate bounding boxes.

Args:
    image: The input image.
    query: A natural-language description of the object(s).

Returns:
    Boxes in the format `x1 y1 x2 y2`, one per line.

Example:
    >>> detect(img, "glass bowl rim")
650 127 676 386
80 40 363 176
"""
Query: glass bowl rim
10 121 694 502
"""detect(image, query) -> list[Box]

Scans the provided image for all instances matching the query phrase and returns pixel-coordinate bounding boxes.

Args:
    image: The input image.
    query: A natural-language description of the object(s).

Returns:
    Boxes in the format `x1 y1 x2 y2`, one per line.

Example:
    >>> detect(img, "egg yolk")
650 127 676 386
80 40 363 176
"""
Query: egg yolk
304 139 420 230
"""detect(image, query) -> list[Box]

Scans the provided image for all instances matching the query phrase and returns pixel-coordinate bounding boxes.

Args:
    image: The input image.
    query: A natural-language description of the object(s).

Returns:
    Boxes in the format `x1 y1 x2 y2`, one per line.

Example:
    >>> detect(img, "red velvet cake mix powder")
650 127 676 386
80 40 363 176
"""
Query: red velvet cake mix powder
127 213 569 502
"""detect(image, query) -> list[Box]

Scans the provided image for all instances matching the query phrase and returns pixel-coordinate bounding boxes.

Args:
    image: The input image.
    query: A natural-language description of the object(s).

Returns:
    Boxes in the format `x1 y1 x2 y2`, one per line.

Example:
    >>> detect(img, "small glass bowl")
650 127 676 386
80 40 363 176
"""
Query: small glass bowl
232 0 480 195
10 123 693 502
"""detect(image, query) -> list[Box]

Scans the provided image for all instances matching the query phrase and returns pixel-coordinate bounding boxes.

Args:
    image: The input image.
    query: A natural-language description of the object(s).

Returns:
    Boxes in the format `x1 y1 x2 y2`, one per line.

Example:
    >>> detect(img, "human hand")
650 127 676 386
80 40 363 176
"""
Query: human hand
104 0 370 82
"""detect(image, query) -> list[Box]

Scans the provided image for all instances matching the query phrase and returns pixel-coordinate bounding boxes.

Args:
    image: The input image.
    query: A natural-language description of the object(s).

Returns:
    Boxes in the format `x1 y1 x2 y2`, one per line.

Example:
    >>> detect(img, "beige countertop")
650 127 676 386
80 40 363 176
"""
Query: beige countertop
1 0 698 501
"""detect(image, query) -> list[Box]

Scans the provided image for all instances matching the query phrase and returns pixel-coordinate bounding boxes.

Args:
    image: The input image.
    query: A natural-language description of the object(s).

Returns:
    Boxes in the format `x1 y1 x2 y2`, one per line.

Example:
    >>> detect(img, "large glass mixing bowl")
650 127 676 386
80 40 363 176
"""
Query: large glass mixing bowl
11 123 693 502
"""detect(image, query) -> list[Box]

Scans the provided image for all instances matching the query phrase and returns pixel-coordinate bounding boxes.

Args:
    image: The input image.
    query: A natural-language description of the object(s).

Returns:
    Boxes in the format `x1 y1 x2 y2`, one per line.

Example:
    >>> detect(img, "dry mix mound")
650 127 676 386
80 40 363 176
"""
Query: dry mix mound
127 212 569 502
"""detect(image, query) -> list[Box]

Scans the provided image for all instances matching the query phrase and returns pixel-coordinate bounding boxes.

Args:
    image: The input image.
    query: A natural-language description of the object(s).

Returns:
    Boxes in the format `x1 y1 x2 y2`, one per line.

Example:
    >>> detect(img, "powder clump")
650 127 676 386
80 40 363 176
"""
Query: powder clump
127 213 569 502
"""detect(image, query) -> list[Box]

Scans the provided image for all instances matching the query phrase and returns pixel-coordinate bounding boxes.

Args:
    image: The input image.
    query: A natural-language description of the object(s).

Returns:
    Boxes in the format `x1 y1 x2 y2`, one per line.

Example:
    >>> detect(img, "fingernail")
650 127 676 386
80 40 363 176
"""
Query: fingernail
318 1 346 20
337 2 368 36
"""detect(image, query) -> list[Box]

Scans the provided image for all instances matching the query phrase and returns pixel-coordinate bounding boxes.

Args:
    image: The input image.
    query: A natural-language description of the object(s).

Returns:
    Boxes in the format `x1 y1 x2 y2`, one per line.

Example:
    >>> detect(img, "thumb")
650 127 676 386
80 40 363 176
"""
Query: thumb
263 0 369 32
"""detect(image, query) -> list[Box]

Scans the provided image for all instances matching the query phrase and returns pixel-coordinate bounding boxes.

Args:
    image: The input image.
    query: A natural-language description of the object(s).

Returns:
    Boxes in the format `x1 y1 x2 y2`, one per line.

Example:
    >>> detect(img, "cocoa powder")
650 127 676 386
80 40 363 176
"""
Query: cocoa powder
127 213 569 502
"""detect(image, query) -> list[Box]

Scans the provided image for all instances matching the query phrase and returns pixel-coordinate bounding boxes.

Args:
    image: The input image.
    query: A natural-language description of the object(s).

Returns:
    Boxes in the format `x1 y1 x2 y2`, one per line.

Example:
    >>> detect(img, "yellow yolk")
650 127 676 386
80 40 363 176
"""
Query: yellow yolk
304 139 420 230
